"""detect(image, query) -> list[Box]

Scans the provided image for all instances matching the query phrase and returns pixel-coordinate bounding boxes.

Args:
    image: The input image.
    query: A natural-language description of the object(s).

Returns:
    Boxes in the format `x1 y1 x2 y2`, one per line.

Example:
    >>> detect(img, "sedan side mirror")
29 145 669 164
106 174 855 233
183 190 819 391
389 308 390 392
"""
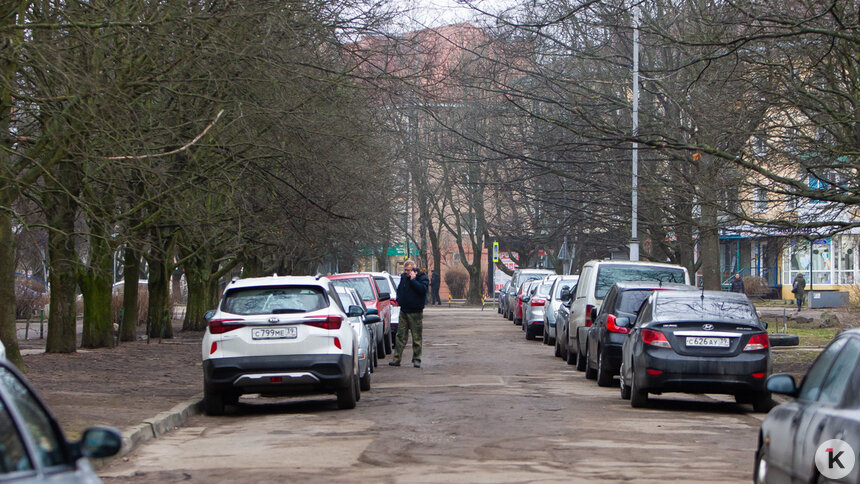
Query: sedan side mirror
364 314 381 324
766 374 798 397
615 316 630 328
378 292 390 301
560 289 570 301
347 305 364 318
521 296 530 303
76 426 122 459
365 308 379 316
590 307 598 322
203 310 216 322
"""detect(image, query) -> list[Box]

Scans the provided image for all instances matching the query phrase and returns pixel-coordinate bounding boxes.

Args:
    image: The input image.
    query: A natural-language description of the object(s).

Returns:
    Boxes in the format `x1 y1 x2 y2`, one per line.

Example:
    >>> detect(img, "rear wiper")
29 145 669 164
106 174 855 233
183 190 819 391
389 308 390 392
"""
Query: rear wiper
272 308 305 314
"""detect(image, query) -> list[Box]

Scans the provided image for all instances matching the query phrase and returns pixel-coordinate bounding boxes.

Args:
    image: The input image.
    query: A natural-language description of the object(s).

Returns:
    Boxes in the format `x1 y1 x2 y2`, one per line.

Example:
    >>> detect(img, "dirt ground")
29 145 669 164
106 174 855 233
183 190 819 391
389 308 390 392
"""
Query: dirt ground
18 321 203 440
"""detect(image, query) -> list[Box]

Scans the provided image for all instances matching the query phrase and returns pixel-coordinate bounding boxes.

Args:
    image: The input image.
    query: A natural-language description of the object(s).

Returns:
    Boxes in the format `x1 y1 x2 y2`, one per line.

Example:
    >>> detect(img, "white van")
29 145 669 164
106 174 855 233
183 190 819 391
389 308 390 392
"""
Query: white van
565 260 690 370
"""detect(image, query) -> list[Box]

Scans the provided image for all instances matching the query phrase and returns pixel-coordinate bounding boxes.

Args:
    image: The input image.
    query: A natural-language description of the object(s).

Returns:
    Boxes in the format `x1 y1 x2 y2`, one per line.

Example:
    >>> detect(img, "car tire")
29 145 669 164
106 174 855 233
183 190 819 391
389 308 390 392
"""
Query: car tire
514 317 521 326
619 362 631 399
753 442 767 484
360 367 371 391
372 344 378 369
354 372 361 402
575 342 587 372
376 335 386 359
585 346 597 380
554 336 561 357
751 392 773 413
565 343 577 365
596 348 612 387
630 372 649 408
525 325 535 340
384 330 393 355
337 363 358 410
204 387 226 416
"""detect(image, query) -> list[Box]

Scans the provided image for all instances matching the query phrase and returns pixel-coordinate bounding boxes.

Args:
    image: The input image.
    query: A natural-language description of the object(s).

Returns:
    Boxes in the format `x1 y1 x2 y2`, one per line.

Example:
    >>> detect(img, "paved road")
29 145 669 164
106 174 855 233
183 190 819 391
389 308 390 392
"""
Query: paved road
101 306 763 483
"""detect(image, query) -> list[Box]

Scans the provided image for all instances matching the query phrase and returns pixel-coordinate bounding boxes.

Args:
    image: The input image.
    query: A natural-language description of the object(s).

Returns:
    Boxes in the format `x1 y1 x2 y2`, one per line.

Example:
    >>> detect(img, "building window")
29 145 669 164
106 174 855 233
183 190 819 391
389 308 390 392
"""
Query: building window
754 188 768 212
833 235 856 285
784 239 832 285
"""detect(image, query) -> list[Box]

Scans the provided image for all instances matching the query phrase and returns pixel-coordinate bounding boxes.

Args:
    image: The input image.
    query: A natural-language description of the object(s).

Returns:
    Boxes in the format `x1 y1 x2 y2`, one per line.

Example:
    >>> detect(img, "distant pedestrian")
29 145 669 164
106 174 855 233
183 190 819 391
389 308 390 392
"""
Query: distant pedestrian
730 273 745 294
390 259 429 368
430 269 441 305
792 273 807 311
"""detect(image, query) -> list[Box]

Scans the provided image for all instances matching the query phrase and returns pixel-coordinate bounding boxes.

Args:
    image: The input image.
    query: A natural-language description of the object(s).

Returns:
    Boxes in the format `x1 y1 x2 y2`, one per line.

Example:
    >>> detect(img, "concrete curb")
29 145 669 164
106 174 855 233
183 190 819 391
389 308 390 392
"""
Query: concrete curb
92 393 203 468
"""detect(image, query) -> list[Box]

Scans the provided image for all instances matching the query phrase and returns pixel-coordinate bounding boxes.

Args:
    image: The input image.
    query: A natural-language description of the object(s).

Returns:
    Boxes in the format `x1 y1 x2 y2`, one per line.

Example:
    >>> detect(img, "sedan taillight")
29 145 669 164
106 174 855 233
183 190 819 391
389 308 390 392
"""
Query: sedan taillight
304 315 343 330
530 298 546 307
208 319 246 334
743 333 769 351
606 314 628 334
642 328 670 348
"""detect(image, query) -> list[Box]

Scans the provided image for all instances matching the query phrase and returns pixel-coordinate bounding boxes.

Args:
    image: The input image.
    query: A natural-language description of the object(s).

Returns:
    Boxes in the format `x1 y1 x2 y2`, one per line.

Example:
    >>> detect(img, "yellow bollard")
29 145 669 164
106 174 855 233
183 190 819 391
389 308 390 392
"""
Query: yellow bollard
481 293 486 311
448 295 452 307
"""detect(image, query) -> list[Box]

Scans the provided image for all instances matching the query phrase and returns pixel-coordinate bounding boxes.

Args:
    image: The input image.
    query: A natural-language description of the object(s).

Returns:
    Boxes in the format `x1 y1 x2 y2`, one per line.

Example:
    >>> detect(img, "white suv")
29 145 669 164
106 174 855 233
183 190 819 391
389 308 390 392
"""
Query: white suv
202 275 360 415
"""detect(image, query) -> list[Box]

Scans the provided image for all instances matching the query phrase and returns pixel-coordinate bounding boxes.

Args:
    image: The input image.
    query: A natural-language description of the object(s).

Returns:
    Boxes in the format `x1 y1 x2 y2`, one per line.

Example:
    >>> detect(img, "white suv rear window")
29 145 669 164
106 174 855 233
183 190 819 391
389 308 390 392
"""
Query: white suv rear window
221 286 327 315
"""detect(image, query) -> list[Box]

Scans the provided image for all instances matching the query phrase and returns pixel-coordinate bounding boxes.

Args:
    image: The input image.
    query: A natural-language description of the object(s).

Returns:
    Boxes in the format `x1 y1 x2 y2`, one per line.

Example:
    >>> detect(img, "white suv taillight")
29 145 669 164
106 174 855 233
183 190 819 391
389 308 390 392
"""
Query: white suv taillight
303 315 343 330
208 319 245 334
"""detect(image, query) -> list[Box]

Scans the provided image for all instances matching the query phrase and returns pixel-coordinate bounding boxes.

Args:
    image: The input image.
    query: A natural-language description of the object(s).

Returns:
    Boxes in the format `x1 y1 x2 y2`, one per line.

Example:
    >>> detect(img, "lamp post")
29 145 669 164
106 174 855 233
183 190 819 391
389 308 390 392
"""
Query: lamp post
630 3 640 262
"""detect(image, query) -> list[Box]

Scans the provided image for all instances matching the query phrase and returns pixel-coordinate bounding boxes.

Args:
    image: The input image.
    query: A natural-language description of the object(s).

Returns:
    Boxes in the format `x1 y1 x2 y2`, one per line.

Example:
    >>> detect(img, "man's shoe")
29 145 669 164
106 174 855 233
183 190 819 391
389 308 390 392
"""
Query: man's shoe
413 361 421 368
388 361 400 367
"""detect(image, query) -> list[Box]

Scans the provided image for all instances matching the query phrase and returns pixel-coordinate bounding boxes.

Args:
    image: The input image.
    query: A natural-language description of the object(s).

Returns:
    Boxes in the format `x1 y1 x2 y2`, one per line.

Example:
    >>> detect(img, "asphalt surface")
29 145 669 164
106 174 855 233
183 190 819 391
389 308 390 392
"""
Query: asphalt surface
100 306 764 483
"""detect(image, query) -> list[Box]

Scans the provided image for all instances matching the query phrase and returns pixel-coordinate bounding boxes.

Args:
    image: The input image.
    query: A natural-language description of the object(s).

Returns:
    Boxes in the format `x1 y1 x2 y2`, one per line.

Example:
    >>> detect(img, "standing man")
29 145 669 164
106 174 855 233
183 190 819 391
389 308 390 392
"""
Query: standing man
730 273 745 294
792 272 807 311
390 259 429 368
430 269 441 305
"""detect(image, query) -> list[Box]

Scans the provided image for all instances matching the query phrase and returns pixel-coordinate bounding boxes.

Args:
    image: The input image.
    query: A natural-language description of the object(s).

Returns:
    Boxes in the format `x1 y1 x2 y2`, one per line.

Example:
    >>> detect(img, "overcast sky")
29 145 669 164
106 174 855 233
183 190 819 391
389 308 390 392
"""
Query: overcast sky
395 0 516 30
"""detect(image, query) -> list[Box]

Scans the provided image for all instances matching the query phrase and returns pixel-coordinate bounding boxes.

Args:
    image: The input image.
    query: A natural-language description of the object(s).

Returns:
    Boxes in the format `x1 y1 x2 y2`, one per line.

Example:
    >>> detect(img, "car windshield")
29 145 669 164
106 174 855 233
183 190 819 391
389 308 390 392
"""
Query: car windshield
595 265 686 299
331 278 375 301
654 295 756 321
222 286 327 315
617 290 654 314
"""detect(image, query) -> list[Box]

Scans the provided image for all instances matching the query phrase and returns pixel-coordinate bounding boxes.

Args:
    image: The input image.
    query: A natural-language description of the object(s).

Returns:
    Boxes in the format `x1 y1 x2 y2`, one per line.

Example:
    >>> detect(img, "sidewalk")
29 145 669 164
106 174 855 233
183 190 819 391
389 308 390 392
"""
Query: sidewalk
18 322 204 461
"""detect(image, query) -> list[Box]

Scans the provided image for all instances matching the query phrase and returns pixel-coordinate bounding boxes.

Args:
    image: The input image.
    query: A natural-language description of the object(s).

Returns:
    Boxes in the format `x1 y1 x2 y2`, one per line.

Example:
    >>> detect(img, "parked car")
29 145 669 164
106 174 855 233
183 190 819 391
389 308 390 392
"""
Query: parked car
369 272 400 340
555 288 574 359
513 280 537 326
333 285 377 391
619 289 771 411
585 282 694 386
498 280 511 315
328 272 392 356
0 359 122 482
543 275 578 346
522 279 555 340
755 329 860 484
201 275 361 414
566 260 690 370
0 339 5 360
504 269 554 321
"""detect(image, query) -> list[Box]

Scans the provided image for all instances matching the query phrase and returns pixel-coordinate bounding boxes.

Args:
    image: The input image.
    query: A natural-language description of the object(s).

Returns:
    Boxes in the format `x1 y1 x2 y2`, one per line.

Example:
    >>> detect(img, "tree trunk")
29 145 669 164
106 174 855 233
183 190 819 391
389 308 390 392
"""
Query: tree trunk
0 209 22 365
120 246 140 341
45 197 78 353
79 230 115 348
183 253 212 331
146 233 173 339
700 202 721 290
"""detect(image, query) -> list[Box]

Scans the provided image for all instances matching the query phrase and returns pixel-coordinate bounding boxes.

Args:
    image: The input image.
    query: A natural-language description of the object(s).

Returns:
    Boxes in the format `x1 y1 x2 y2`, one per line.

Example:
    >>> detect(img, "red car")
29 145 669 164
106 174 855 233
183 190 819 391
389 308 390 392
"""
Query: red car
514 280 536 326
328 272 393 355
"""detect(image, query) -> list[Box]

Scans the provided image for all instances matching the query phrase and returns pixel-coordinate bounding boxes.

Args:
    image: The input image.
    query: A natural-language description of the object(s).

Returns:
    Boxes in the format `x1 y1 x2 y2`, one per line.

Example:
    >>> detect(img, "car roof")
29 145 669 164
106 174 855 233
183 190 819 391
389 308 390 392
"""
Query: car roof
226 275 329 289
584 259 687 269
612 281 695 291
517 269 555 274
327 272 374 280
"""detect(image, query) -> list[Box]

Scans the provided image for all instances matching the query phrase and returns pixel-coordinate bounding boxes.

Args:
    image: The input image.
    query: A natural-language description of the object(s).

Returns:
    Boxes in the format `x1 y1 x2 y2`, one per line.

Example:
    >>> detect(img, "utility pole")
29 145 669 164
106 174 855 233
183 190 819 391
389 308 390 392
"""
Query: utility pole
630 3 641 262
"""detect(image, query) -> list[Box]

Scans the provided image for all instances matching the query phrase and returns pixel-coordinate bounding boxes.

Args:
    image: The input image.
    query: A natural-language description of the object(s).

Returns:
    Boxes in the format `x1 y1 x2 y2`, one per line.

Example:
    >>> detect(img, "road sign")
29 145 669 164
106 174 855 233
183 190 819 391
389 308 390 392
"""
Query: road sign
492 241 499 263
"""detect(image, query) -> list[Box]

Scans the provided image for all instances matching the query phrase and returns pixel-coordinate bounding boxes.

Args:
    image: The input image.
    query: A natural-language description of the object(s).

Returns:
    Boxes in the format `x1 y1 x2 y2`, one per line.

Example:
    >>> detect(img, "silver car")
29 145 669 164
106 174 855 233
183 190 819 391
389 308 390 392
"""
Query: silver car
334 286 375 391
521 280 555 340
0 360 121 483
543 275 579 346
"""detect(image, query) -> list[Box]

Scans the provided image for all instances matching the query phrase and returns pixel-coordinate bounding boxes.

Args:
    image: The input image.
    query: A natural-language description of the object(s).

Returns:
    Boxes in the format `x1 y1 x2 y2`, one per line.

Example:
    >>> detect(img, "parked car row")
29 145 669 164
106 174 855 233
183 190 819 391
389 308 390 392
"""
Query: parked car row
503 261 860 483
501 261 774 411
201 271 403 415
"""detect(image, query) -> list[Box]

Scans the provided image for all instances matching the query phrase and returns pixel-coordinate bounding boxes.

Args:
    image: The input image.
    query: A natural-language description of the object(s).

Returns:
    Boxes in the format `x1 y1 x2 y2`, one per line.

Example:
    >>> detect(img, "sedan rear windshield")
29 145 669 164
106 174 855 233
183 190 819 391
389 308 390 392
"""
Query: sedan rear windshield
654 295 756 321
331 277 376 301
222 286 327 315
595 265 686 299
536 282 554 297
617 290 654 314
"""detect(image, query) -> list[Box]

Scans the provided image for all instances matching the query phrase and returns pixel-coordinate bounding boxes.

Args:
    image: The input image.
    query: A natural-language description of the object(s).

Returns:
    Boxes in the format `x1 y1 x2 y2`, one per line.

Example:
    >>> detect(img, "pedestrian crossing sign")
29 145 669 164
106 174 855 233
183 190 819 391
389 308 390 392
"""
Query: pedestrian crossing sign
492 241 499 263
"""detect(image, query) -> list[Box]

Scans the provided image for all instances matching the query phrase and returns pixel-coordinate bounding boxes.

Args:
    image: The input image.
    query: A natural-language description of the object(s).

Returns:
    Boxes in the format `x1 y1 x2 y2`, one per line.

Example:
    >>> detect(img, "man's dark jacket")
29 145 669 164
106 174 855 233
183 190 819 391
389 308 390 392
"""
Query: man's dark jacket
397 272 429 313
730 277 745 294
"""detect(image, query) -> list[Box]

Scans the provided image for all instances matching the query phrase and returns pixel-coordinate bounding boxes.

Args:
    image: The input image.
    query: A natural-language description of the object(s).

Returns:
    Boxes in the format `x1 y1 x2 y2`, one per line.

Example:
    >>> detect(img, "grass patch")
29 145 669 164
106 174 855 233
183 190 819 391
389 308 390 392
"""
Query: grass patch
772 349 821 379
761 318 840 347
